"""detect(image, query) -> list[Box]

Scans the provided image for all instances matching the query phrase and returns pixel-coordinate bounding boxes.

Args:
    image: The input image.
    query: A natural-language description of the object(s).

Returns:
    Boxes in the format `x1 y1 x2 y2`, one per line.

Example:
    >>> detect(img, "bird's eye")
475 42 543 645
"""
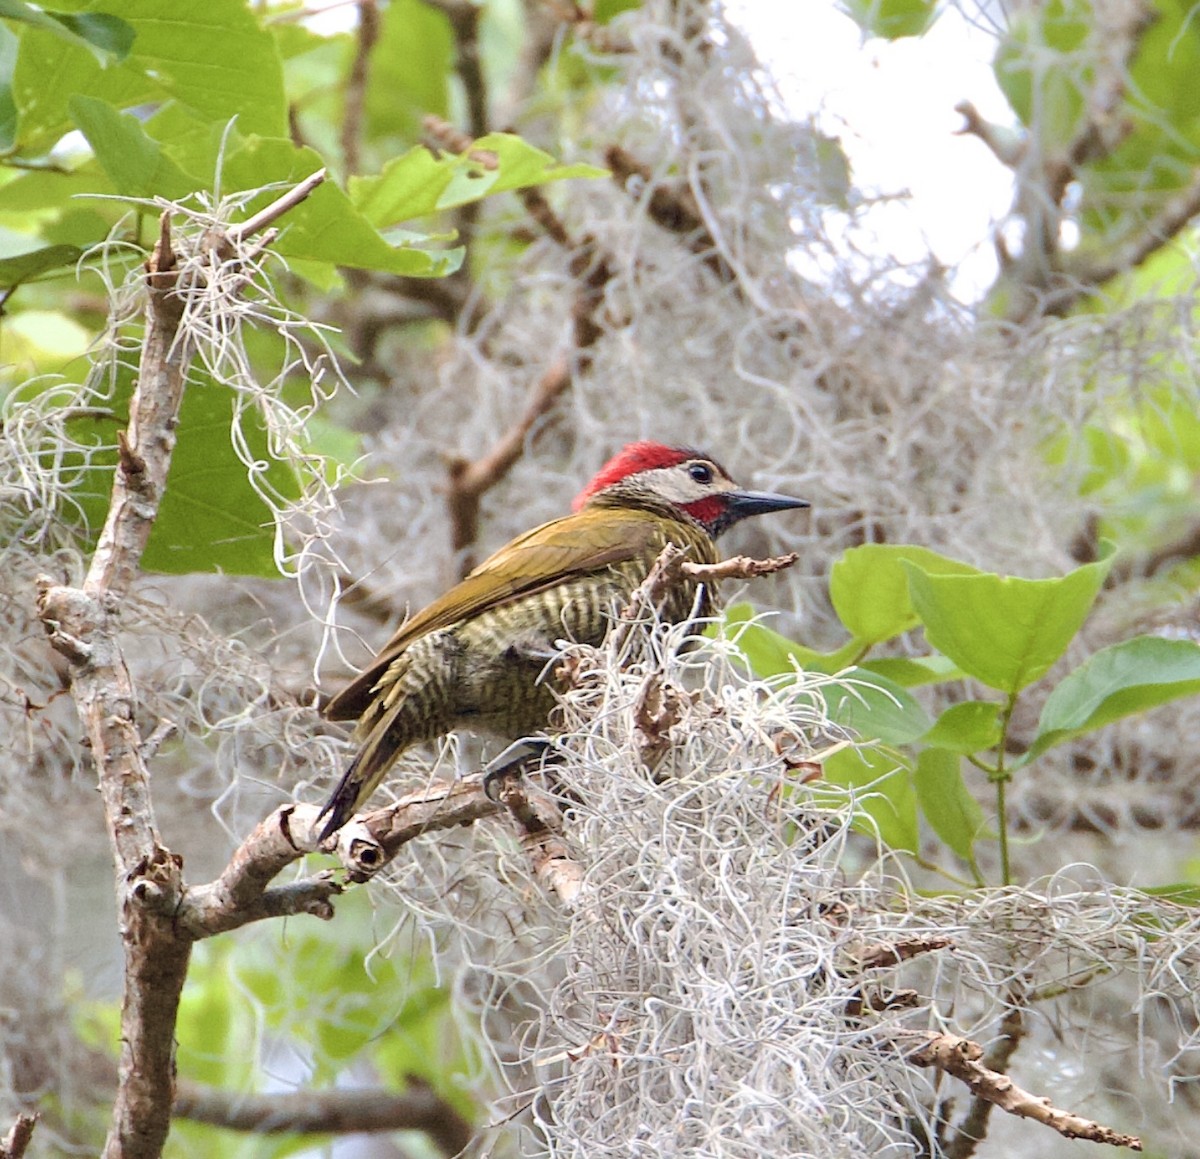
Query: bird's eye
688 462 713 485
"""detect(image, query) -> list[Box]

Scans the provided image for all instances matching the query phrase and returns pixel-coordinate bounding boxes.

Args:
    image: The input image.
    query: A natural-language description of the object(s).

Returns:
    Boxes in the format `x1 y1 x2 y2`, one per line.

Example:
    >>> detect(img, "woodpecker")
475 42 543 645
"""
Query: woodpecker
318 442 807 838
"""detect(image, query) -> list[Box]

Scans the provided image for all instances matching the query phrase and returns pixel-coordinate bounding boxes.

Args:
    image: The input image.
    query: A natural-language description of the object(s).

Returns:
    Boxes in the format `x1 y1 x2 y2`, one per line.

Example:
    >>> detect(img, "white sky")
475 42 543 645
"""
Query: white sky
726 0 1016 298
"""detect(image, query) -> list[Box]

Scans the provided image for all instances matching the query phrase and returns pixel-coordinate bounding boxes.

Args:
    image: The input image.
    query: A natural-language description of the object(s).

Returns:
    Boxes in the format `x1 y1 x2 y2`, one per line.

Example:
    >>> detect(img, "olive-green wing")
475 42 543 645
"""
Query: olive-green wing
324 506 671 721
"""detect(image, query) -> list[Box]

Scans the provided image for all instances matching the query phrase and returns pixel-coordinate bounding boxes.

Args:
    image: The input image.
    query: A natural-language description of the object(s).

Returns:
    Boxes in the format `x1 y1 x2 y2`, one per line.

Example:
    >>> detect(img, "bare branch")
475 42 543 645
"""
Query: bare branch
444 357 571 557
0 1114 38 1159
681 551 800 583
329 772 502 882
425 0 488 140
605 143 738 288
908 1031 1142 1151
34 173 327 1159
178 805 341 938
341 0 380 177
174 1079 473 1154
228 168 327 244
494 774 584 907
847 935 954 972
946 1006 1027 1159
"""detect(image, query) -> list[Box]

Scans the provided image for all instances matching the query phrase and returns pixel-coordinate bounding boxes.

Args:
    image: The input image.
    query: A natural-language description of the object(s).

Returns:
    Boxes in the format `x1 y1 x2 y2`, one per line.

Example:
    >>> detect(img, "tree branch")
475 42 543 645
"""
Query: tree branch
444 356 572 558
946 1005 1027 1159
326 772 502 882
173 1079 473 1154
908 1031 1142 1151
35 173 326 1159
0 1115 37 1159
605 143 739 289
341 0 380 177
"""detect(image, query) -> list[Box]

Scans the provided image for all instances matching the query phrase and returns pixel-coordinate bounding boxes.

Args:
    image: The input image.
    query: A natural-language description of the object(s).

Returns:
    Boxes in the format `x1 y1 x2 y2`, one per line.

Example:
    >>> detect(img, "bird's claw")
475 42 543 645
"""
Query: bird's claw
483 737 551 801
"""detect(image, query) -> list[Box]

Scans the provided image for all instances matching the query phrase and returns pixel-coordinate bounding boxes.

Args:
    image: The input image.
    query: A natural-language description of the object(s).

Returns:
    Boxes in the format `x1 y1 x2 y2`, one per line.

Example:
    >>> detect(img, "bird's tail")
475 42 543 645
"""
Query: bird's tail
316 716 403 841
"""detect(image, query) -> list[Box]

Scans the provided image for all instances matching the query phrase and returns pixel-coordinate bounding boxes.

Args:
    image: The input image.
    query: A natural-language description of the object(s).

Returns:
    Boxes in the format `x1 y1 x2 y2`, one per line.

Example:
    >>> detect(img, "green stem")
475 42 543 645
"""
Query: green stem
994 775 1010 887
991 691 1019 888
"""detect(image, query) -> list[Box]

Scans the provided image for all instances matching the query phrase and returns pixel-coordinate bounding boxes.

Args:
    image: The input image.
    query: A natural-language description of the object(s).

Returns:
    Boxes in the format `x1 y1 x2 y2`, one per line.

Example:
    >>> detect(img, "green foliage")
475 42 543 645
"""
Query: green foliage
722 544 1200 888
902 552 1112 694
74 897 481 1156
0 0 605 579
843 0 939 40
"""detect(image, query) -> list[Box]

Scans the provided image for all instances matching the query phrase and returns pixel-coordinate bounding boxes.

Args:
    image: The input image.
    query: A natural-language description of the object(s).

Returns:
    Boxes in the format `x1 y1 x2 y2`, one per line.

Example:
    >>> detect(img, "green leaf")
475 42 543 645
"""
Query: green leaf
0 240 81 286
920 701 1002 755
825 668 933 745
914 747 985 863
844 0 938 39
350 133 607 228
1138 883 1200 908
820 746 919 853
903 553 1113 694
220 136 462 278
1027 636 1200 760
715 603 866 676
66 370 301 577
859 653 965 687
0 0 134 63
13 0 285 156
0 22 19 151
69 94 196 198
830 544 980 645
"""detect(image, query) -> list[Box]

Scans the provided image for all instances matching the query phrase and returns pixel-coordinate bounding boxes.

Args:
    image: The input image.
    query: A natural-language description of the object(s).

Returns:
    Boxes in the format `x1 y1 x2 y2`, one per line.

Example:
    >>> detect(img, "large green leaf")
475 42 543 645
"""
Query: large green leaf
66 369 301 577
350 133 607 228
13 0 285 155
859 654 964 687
919 701 1002 755
0 238 81 286
830 543 980 645
903 554 1113 694
1026 636 1200 761
715 602 852 677
220 136 462 278
914 747 985 864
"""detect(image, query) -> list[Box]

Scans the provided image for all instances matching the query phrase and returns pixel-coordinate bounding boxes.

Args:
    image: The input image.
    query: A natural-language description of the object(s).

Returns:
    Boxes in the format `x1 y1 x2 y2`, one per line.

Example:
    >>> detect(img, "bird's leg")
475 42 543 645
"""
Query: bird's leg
482 737 553 801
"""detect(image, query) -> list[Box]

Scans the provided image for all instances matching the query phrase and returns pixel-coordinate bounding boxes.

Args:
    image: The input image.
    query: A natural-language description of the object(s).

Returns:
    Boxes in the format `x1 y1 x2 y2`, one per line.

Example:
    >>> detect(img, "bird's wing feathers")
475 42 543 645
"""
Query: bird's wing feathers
323 507 671 721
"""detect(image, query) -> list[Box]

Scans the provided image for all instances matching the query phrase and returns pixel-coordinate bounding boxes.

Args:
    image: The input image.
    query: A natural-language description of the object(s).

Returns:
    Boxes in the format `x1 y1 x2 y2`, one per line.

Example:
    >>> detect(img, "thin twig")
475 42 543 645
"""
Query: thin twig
228 169 327 244
341 0 379 177
681 552 799 583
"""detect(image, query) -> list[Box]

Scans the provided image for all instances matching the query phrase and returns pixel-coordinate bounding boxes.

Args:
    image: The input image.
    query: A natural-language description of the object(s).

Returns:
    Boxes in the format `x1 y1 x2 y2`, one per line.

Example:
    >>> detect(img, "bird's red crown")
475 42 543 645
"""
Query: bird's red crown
572 442 695 510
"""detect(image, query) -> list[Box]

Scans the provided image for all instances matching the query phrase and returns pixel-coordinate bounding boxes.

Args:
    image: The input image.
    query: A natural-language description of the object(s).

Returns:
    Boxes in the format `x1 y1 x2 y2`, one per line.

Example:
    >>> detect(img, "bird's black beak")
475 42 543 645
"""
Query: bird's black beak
724 489 810 524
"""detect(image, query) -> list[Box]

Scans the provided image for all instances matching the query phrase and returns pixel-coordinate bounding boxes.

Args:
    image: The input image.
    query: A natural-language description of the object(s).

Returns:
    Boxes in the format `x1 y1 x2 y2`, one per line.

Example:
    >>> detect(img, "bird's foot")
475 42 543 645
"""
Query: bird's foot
483 737 552 801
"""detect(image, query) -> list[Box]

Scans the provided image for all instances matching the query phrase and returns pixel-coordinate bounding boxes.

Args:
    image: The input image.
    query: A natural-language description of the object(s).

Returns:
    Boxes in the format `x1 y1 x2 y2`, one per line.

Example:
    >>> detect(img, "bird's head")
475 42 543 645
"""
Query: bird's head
572 441 809 538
